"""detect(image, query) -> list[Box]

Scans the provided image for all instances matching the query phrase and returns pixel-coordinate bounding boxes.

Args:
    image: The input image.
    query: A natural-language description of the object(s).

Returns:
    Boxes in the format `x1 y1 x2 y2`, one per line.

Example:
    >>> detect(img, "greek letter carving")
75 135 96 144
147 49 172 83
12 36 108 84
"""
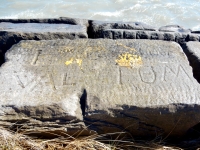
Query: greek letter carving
139 66 156 83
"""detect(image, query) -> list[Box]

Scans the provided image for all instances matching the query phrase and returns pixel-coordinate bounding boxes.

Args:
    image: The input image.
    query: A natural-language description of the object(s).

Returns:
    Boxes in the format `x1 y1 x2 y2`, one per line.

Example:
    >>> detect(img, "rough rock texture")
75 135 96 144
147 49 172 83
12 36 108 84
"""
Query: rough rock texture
88 21 200 45
182 42 200 83
1 39 200 138
159 25 191 33
0 40 92 137
0 22 87 66
88 20 156 38
0 22 87 34
0 17 89 26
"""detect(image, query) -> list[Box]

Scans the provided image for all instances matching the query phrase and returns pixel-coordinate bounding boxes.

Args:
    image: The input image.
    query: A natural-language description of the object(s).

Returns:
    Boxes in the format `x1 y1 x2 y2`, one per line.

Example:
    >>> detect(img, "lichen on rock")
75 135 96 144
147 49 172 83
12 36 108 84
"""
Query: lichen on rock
115 53 142 68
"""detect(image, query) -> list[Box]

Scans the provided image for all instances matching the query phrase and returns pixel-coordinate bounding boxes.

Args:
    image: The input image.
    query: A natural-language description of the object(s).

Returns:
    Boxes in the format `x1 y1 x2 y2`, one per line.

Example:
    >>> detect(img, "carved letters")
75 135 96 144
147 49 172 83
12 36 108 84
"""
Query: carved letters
31 50 42 65
164 65 191 81
139 66 156 83
13 64 191 91
14 74 42 92
14 75 25 88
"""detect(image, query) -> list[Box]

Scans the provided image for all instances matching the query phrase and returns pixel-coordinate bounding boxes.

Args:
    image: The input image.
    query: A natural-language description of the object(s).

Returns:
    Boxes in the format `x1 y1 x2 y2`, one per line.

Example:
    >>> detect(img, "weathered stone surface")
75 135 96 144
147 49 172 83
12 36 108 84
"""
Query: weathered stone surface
0 17 89 26
188 34 200 41
175 33 188 44
124 30 136 39
88 20 156 38
159 25 191 33
102 29 165 40
81 39 200 138
0 22 87 35
163 32 175 41
182 42 200 83
1 39 200 138
90 21 199 45
101 29 196 43
148 31 162 40
0 40 88 136
0 22 87 66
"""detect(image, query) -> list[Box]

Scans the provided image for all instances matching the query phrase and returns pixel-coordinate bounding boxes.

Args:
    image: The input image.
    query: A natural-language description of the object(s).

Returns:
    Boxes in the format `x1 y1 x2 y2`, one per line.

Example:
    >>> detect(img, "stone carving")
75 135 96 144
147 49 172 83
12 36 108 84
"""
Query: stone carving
0 39 200 138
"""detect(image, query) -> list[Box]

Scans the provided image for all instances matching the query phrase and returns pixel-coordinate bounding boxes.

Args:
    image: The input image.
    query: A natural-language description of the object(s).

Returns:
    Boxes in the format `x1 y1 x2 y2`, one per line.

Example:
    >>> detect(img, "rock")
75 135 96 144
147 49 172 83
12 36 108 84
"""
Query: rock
0 22 87 36
0 22 88 66
159 25 191 33
112 29 124 39
163 32 175 41
175 33 188 44
174 33 199 44
95 26 190 43
191 31 200 34
188 34 199 41
102 30 166 40
124 30 136 39
0 17 89 26
136 30 149 39
88 20 156 38
102 30 113 39
149 31 164 40
0 40 91 137
1 39 200 138
182 42 200 83
82 39 200 138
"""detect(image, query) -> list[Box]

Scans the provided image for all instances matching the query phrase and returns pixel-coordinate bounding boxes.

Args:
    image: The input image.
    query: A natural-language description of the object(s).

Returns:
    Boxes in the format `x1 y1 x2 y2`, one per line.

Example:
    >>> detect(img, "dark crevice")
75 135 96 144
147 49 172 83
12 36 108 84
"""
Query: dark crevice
87 20 94 38
80 89 87 116
0 34 23 66
180 42 200 83
186 123 200 139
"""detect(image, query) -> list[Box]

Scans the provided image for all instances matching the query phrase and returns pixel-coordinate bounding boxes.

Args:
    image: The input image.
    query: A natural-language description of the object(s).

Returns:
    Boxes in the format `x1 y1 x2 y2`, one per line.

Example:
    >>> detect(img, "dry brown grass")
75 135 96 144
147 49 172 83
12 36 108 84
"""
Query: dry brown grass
0 127 128 150
0 127 40 150
0 127 184 150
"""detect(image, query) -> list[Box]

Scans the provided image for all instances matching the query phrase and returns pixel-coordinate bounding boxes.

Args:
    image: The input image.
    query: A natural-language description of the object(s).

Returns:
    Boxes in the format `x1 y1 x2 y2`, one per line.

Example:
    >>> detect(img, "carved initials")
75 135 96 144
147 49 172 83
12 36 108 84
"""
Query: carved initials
31 50 42 65
48 73 56 90
139 66 156 83
62 73 67 85
117 67 122 84
164 65 191 81
177 65 191 81
14 75 25 88
14 74 41 92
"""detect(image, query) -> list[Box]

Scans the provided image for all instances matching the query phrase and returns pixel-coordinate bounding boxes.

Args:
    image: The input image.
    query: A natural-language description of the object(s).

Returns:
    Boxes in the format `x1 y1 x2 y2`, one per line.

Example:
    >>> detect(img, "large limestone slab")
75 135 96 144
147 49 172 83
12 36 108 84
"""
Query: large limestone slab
1 39 200 138
0 40 86 136
0 22 87 66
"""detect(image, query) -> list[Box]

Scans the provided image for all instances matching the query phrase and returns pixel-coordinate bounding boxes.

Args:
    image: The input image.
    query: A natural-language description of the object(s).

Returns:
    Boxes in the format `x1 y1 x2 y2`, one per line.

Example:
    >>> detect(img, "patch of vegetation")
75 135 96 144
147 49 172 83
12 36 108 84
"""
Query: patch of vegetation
0 127 185 150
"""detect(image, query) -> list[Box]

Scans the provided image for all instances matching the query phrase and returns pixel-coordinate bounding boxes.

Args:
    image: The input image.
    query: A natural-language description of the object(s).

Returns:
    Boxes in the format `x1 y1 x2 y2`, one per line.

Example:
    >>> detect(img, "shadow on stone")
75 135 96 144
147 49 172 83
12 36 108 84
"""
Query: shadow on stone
180 42 200 83
80 89 87 116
